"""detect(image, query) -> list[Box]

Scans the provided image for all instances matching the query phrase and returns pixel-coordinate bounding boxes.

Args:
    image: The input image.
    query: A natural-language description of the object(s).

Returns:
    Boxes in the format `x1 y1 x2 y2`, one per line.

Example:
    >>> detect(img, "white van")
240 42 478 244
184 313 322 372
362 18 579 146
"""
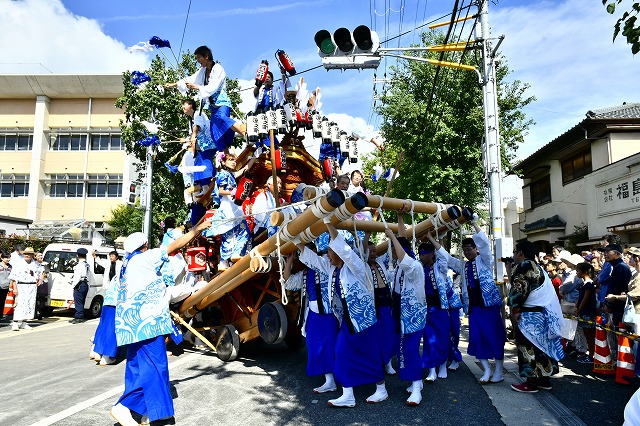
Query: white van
42 243 124 318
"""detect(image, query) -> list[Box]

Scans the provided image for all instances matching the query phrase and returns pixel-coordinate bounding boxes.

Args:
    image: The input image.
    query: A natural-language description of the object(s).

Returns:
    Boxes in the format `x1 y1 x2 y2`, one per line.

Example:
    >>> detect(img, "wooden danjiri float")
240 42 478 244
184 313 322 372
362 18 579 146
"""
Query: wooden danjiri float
173 134 475 361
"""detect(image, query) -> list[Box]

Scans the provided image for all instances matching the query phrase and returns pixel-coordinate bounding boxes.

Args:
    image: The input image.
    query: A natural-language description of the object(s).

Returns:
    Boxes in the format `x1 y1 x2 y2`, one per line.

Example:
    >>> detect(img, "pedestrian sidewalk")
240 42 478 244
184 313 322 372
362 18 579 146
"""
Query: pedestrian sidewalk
460 326 587 426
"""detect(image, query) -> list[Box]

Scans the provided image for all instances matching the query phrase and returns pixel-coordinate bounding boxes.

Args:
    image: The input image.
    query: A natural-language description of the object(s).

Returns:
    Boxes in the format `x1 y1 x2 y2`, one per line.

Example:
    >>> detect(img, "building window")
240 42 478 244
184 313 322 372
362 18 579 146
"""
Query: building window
47 174 84 197
90 134 124 151
0 174 29 197
562 149 592 185
530 175 551 208
87 174 123 198
50 134 88 151
0 134 33 151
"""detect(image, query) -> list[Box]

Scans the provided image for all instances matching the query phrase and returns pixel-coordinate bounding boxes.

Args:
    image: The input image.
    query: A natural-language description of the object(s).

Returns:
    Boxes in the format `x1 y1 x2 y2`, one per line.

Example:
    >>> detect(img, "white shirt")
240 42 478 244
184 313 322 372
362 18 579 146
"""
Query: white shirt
8 259 43 284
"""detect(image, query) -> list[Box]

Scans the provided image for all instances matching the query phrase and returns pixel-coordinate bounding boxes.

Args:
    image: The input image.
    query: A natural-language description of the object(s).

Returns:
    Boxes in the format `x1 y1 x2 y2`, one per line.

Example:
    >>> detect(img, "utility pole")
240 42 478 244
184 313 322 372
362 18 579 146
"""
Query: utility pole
142 145 153 241
478 0 511 283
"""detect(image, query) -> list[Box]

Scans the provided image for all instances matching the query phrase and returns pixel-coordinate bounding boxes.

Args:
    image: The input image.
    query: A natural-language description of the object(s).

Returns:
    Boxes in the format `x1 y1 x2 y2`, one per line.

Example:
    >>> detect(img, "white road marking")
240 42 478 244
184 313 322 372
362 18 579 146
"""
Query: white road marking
28 350 209 426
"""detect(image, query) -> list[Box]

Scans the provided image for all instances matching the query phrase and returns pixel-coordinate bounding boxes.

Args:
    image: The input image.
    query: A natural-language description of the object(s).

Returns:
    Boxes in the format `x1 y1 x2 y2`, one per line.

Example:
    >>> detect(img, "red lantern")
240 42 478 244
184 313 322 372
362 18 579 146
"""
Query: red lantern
234 176 254 206
322 158 333 182
274 147 287 174
255 60 269 87
276 49 296 76
186 247 207 272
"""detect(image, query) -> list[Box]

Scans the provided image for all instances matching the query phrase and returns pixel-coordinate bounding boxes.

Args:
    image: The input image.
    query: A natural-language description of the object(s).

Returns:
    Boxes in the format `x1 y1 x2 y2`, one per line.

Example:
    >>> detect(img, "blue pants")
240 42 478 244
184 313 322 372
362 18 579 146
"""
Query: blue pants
448 308 462 363
394 326 423 382
421 307 450 369
468 305 506 360
117 335 174 421
334 321 383 388
93 305 118 357
73 282 88 319
305 310 339 377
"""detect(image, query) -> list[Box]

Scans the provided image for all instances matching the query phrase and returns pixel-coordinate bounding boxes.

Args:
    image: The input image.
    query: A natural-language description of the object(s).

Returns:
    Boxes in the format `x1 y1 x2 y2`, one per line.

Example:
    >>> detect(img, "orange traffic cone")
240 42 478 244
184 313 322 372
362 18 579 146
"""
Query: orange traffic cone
3 289 14 315
593 316 616 375
615 322 636 385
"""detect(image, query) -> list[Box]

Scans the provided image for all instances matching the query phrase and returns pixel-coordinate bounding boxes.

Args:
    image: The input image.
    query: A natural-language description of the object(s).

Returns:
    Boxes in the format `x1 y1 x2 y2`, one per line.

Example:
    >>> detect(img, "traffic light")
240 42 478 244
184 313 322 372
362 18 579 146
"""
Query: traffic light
127 183 138 205
314 25 381 70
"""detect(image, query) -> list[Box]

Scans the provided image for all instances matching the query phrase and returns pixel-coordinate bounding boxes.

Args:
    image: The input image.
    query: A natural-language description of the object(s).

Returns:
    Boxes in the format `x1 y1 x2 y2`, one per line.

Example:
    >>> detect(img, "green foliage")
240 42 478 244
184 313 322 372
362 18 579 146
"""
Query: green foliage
563 223 589 254
365 30 534 216
114 53 243 243
0 236 49 255
603 0 640 55
104 204 145 242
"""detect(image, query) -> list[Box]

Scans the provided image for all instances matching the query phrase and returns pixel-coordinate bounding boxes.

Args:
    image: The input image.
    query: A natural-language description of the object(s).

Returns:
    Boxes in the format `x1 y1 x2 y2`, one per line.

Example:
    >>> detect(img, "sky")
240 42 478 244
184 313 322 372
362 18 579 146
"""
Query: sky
0 0 638 203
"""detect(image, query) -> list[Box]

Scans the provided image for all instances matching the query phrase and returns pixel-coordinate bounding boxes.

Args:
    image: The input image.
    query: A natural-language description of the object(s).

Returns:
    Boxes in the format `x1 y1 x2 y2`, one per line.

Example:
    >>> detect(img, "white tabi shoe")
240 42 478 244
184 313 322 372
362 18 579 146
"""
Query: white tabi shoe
478 359 491 384
313 374 337 393
365 384 388 404
385 361 397 375
11 322 20 331
99 356 116 366
438 362 448 379
425 368 437 382
89 344 99 360
110 403 139 426
448 360 460 371
406 381 423 394
328 388 356 408
490 359 504 383
406 380 423 406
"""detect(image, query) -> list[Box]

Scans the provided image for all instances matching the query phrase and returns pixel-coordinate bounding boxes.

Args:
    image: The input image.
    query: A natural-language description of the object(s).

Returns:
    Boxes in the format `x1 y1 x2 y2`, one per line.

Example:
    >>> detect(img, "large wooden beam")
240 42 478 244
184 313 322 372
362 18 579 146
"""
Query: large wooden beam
194 192 370 313
178 189 346 318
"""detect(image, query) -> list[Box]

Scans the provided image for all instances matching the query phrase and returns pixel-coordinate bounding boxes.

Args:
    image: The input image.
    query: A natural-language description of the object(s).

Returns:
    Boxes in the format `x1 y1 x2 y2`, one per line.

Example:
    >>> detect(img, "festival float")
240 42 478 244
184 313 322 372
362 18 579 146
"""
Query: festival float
127 39 475 361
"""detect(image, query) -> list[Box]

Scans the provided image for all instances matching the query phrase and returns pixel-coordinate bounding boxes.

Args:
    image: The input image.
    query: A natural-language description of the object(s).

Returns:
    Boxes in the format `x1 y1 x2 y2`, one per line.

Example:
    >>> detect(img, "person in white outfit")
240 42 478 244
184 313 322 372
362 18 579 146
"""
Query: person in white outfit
8 247 43 331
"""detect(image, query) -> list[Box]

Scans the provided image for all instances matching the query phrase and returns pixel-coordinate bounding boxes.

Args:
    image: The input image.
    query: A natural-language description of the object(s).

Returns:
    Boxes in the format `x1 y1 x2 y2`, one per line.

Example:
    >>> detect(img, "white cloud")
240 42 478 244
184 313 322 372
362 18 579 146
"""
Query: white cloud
491 0 640 158
0 0 150 74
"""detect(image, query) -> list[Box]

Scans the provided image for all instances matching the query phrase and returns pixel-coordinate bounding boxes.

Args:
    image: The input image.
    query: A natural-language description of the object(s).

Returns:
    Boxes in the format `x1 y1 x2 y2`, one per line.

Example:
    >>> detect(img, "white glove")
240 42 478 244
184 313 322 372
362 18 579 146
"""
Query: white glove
471 213 479 224
255 146 263 157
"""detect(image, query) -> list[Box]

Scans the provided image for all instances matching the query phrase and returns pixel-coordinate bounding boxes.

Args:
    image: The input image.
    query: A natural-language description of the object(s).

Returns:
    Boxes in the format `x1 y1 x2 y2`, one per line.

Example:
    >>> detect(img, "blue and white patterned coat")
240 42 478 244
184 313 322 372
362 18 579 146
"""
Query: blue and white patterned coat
444 231 501 314
300 234 377 333
115 248 173 346
428 247 457 310
393 256 427 335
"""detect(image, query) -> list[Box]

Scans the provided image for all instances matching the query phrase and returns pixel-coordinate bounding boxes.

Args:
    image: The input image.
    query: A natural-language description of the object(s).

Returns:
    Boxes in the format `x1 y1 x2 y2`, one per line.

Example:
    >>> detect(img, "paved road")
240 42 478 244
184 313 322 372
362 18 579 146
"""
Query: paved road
0 312 635 426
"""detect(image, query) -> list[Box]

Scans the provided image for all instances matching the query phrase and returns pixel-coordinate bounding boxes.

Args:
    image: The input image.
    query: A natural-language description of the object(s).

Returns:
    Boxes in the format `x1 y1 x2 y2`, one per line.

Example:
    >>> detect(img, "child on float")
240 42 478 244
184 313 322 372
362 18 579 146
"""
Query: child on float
204 149 255 270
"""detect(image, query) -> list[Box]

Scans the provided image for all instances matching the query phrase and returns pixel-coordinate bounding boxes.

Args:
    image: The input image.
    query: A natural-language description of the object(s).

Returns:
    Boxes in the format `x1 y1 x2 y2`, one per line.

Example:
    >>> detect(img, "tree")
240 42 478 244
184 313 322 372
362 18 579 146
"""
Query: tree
364 30 534 218
603 1 640 55
113 53 243 244
105 204 144 242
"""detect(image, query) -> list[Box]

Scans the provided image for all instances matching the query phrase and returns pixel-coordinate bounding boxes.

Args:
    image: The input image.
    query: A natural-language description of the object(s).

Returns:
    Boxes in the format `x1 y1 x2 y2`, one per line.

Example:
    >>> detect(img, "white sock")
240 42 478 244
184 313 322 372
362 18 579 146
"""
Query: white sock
491 359 504 382
479 359 491 382
342 386 354 399
438 362 448 378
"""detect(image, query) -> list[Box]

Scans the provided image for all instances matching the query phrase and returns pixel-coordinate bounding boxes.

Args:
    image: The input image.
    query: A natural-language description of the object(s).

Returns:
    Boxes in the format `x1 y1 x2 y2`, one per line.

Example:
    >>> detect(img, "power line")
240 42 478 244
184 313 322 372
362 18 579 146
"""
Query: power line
178 0 193 61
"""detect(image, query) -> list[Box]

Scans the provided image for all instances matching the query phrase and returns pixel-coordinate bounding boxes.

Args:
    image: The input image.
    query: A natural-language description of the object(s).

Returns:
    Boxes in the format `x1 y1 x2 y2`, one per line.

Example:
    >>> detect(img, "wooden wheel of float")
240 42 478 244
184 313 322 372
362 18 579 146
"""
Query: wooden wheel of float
215 324 240 362
258 302 288 345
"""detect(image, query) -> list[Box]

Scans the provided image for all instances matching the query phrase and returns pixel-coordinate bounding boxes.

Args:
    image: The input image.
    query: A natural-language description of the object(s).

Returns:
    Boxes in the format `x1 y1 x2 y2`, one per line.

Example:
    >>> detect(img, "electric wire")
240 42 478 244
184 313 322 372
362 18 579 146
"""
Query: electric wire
178 0 193 61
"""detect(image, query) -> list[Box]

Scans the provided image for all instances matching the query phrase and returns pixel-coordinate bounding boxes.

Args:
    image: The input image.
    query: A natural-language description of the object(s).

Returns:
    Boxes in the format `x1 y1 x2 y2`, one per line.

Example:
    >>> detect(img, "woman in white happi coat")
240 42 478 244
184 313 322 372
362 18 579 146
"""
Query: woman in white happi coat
298 222 381 408
384 212 427 406
8 247 43 331
286 244 339 394
418 232 460 382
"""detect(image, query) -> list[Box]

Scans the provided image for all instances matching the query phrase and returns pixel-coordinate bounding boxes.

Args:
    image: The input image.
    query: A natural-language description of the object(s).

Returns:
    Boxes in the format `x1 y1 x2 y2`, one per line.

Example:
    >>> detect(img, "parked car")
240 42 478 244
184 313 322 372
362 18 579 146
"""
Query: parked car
41 243 123 318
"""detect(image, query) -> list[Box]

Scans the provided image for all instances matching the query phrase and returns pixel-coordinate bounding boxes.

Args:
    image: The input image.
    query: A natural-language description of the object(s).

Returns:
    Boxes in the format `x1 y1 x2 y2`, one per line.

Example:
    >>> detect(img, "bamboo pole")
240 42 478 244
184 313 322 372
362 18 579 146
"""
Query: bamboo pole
178 189 346 317
197 192 370 310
